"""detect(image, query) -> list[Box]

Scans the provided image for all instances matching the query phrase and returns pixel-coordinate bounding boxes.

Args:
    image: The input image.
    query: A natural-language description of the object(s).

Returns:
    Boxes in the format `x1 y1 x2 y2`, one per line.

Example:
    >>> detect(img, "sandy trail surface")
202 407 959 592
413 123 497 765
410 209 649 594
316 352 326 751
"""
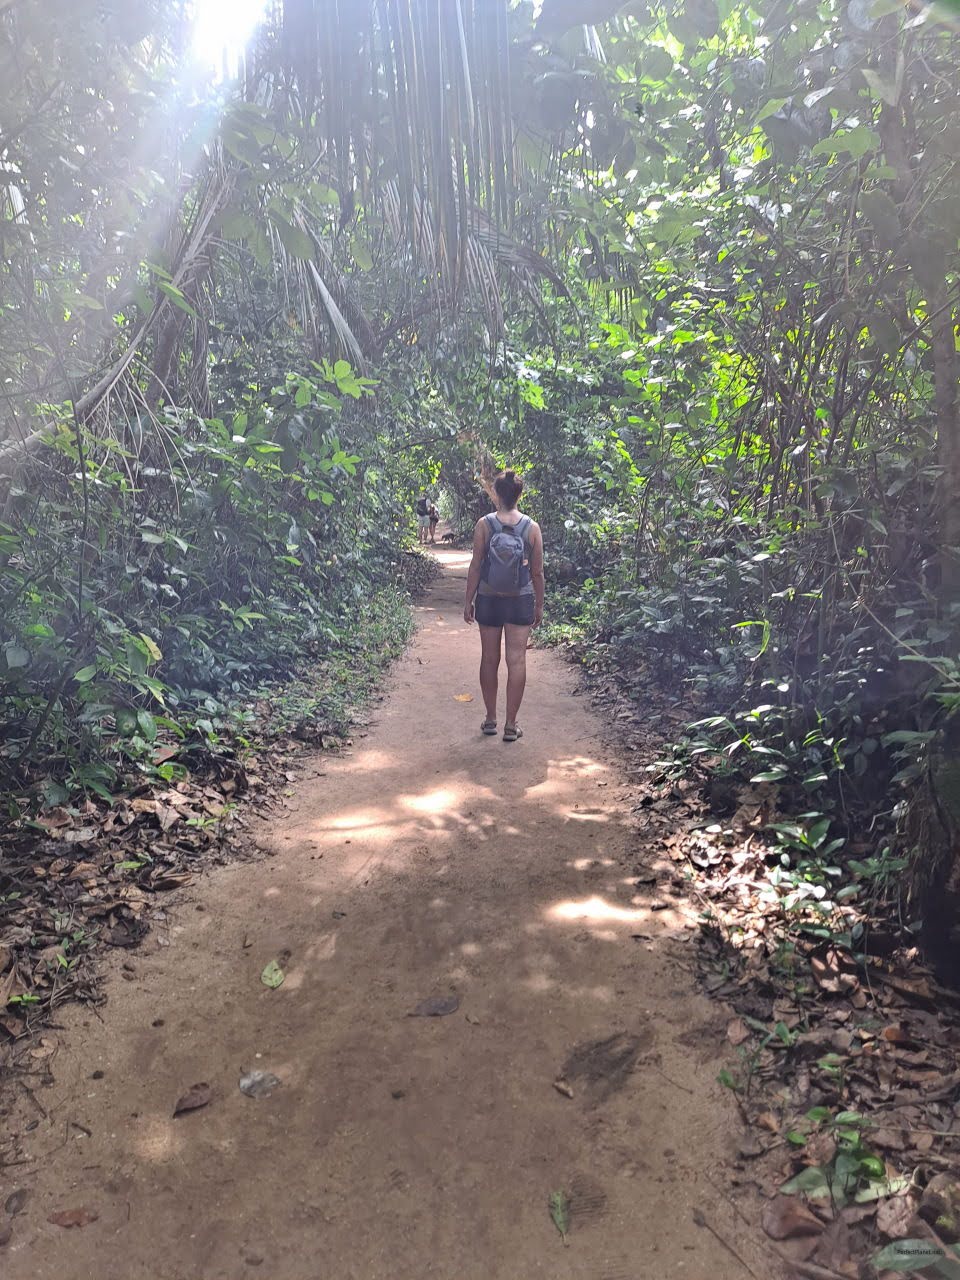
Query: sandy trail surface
5 551 769 1280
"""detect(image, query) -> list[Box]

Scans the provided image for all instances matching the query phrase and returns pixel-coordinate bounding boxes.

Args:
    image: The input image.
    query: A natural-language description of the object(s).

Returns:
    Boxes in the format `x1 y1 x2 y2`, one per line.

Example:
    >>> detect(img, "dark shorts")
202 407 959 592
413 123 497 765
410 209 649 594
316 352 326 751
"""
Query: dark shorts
475 594 535 627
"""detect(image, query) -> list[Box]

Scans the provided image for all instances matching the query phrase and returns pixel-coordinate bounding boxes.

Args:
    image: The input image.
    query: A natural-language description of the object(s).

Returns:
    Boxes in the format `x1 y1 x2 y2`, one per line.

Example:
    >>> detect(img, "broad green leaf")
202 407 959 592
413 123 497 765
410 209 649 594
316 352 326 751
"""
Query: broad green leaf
62 292 104 312
137 709 158 742
754 97 789 124
854 1173 911 1203
115 708 138 735
261 960 285 989
868 310 902 355
271 216 314 261
811 127 881 159
157 280 198 320
74 665 97 683
871 1240 949 1273
352 238 374 271
641 47 674 80
219 213 257 241
311 184 340 206
139 633 162 663
780 1166 831 1198
862 67 900 105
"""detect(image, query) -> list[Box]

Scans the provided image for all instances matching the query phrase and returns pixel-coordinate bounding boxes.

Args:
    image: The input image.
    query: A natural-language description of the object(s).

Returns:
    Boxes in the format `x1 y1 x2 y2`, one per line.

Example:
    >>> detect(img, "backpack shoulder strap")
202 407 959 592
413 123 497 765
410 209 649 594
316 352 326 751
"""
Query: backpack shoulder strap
485 513 502 533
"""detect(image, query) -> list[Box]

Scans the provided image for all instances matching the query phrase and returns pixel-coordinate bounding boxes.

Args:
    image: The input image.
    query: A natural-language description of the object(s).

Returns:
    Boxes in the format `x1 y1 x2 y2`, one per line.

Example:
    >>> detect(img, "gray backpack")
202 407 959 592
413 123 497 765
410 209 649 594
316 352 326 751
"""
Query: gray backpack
481 514 531 593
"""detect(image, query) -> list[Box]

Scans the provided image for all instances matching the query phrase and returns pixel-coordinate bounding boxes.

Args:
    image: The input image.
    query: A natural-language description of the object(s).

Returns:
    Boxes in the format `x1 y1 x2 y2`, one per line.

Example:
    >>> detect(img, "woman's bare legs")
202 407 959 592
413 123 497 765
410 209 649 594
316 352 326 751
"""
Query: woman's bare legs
478 624 503 723
504 624 532 727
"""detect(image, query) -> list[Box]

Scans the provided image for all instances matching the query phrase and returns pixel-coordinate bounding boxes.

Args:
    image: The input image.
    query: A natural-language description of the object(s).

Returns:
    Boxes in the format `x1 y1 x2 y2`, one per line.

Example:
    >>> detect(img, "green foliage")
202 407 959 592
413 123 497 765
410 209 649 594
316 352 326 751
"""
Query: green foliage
0 361 415 804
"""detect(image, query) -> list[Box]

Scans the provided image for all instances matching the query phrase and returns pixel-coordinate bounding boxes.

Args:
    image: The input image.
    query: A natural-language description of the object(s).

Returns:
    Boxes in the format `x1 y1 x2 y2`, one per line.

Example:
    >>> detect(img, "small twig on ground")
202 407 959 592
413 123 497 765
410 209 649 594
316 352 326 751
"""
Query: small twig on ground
691 1209 762 1280
651 1064 695 1095
771 1249 848 1280
17 1079 47 1119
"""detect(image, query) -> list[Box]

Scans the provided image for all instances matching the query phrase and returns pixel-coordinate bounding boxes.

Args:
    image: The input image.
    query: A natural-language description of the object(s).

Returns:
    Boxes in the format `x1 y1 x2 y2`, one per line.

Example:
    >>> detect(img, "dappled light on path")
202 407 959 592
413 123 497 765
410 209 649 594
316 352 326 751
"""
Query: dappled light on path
547 895 651 925
13 547 763 1280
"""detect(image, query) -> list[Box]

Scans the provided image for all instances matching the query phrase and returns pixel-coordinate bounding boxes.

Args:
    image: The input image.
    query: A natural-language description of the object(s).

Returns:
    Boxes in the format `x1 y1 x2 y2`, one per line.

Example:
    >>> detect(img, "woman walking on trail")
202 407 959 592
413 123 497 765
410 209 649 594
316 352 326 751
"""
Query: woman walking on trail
429 502 440 544
463 470 544 742
415 492 431 545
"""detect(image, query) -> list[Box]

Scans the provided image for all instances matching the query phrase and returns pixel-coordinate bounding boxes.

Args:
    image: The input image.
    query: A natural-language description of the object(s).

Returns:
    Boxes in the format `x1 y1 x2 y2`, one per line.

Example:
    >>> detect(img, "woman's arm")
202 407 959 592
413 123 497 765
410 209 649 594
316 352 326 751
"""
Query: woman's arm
530 523 545 626
463 519 487 623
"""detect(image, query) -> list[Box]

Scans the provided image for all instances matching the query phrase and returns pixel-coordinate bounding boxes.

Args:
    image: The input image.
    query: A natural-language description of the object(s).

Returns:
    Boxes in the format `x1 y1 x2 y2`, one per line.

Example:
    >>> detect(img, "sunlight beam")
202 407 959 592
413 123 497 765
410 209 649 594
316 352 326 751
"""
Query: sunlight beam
191 0 269 73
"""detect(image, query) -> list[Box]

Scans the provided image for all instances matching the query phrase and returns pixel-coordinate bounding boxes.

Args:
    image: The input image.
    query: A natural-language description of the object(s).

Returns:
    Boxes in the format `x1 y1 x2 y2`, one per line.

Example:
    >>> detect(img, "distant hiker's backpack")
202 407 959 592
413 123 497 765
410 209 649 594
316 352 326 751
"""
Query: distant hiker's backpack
481 515 531 594
415 497 428 516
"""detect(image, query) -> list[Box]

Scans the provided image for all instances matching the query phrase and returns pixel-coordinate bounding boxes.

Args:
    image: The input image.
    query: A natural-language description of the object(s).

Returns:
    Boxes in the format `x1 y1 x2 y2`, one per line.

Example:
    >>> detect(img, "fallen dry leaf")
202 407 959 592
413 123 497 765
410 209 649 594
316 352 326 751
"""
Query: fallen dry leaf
5 1189 28 1216
920 1173 960 1240
726 1017 751 1046
737 1133 765 1159
881 1023 916 1046
33 808 72 831
173 1082 212 1116
762 1199 824 1241
453 693 474 702
876 1192 918 1239
810 944 859 994
552 1078 575 1099
409 995 459 1017
47 1208 98 1229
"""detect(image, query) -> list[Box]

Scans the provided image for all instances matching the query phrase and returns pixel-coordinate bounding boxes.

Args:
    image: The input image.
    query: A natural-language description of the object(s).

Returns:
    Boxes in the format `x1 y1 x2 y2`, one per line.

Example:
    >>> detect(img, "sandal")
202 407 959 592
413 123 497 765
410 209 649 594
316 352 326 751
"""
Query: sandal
502 723 523 742
481 719 498 736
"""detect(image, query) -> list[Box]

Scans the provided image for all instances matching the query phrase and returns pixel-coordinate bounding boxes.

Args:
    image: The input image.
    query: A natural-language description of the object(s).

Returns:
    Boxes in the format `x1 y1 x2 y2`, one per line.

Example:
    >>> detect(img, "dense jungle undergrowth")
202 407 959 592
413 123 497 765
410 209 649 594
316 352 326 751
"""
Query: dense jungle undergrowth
4 0 960 1270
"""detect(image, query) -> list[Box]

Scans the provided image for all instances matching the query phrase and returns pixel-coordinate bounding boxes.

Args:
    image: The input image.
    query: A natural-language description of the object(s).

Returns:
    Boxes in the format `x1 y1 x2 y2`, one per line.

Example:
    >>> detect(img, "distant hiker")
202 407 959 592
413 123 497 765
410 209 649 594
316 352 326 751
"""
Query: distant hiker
462 469 544 742
415 492 430 545
429 502 440 543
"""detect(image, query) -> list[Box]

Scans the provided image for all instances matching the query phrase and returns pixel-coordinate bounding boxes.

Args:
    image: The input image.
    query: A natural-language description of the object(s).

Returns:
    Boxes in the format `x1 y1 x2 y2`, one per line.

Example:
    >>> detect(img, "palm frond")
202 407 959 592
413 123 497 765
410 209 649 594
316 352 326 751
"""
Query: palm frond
265 1 518 286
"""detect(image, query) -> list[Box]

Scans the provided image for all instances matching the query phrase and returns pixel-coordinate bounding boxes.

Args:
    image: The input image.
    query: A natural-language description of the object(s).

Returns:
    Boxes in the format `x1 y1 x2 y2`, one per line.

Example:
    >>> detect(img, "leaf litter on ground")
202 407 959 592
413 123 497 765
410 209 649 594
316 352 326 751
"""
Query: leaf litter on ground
548 1190 570 1245
408 995 459 1017
47 1207 98 1228
173 1082 212 1116
570 653 960 1279
5 1189 28 1216
260 960 285 989
0 725 316 1047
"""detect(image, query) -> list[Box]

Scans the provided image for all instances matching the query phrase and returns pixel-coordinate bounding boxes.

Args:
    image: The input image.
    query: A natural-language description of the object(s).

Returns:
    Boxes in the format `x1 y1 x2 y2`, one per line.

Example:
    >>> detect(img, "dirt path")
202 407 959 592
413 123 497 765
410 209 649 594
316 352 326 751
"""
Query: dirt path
6 552 769 1280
